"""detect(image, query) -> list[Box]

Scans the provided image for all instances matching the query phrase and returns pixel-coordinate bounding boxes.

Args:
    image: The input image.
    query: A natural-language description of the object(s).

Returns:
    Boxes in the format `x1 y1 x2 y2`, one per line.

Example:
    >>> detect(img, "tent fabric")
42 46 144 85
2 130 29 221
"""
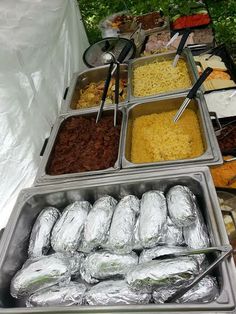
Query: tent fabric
0 0 89 229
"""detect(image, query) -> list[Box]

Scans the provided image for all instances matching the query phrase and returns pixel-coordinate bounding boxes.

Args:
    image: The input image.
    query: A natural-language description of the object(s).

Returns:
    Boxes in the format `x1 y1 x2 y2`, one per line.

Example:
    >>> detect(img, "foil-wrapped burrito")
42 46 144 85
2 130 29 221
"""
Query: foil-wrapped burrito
153 286 177 304
85 280 151 305
163 217 184 245
153 276 219 304
26 282 87 307
126 257 199 292
176 276 219 303
28 207 61 258
81 196 117 252
10 254 71 298
51 201 91 253
139 246 188 264
139 191 167 248
56 252 85 278
81 251 138 284
108 195 140 254
167 185 197 227
183 207 210 249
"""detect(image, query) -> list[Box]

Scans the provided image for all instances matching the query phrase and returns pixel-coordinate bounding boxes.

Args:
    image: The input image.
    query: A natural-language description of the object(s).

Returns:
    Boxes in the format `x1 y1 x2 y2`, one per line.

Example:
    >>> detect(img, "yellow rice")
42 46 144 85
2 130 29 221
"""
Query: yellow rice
133 59 191 97
131 109 204 163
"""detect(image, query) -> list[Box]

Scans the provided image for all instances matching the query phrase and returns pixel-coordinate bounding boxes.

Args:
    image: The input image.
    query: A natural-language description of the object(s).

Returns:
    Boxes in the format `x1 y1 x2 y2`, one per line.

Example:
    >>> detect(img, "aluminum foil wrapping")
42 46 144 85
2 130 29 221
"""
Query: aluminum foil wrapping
153 286 178 304
153 275 219 304
126 256 199 292
81 251 138 284
177 276 219 303
51 201 91 253
56 252 85 278
10 254 71 298
163 217 184 245
26 282 87 307
167 185 197 227
133 216 142 250
81 196 117 252
108 195 140 254
85 280 151 305
183 207 210 249
139 246 188 264
139 191 167 248
28 207 61 258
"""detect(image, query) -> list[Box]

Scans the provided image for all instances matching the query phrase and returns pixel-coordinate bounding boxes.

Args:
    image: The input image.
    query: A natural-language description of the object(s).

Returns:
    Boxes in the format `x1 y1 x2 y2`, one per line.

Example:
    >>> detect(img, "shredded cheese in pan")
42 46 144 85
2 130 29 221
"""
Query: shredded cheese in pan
131 109 204 163
133 59 191 97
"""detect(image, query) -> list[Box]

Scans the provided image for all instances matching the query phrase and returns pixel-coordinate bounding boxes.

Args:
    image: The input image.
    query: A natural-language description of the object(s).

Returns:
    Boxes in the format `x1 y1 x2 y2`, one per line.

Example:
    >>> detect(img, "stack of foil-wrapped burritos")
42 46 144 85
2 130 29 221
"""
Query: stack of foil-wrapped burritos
10 186 219 307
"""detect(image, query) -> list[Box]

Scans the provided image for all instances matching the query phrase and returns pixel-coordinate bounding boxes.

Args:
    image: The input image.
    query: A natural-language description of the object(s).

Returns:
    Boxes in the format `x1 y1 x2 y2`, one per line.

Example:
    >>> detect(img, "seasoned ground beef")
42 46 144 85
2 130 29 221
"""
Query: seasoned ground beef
47 114 121 174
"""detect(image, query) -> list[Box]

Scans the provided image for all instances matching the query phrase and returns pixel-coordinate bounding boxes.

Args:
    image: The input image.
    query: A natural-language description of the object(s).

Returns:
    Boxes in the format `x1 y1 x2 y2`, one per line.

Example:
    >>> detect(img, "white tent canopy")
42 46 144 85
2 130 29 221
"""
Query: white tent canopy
0 0 89 229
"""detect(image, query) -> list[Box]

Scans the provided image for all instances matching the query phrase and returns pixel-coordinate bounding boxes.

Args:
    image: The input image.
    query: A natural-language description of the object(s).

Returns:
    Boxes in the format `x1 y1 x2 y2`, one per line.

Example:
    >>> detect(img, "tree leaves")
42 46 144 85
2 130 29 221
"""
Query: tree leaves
78 0 236 57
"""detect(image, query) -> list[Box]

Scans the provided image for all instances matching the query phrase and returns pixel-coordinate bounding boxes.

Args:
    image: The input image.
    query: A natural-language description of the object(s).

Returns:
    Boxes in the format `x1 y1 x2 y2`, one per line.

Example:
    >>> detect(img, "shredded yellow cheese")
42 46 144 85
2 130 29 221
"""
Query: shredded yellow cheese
131 109 204 163
133 59 191 97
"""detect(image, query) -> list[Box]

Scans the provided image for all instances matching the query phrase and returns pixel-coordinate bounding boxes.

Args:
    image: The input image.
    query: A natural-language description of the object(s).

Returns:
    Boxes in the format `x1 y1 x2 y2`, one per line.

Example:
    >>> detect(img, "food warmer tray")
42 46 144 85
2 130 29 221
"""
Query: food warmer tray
0 167 236 313
34 107 125 185
122 92 222 170
128 48 198 103
35 91 222 186
61 64 129 114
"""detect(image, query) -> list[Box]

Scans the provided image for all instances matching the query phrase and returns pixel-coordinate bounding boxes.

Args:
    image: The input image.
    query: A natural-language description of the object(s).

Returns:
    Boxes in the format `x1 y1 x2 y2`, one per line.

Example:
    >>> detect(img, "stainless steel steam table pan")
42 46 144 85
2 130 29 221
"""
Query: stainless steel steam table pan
0 167 235 313
61 64 129 114
35 107 125 185
122 92 223 170
128 48 198 103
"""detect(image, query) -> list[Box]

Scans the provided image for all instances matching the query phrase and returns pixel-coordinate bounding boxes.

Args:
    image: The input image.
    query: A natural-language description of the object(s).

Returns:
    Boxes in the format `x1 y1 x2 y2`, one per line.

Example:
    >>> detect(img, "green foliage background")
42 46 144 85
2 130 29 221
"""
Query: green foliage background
78 0 236 57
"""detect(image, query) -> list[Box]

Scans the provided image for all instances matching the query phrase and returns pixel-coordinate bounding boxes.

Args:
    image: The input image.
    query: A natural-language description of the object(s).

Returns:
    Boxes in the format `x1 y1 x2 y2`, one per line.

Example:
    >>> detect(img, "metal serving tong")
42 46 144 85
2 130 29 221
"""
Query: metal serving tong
159 244 234 303
96 41 133 126
172 30 191 67
96 60 114 124
173 67 213 122
114 60 120 127
165 32 179 49
199 43 225 60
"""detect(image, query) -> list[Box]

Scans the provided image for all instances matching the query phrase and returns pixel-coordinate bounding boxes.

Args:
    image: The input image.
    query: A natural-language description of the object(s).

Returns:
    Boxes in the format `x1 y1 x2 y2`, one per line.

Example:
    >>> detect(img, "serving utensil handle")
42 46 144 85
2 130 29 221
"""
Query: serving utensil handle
117 40 133 63
176 30 191 55
114 62 120 127
101 61 114 102
187 67 213 99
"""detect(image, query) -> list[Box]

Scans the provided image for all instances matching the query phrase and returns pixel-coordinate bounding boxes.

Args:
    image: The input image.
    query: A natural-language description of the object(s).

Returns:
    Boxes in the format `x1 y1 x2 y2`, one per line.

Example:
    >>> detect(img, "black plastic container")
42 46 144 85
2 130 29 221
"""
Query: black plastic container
211 114 236 156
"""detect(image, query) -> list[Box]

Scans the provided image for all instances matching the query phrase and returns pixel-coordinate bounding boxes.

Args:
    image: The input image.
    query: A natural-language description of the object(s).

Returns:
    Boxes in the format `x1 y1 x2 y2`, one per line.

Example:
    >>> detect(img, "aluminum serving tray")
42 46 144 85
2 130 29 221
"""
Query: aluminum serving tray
128 48 198 103
35 107 125 185
61 64 129 114
0 167 236 313
122 92 223 170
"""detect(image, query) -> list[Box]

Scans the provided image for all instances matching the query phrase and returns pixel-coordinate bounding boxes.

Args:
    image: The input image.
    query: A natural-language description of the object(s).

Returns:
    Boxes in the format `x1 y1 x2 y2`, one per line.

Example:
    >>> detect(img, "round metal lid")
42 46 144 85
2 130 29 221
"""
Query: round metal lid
83 37 136 68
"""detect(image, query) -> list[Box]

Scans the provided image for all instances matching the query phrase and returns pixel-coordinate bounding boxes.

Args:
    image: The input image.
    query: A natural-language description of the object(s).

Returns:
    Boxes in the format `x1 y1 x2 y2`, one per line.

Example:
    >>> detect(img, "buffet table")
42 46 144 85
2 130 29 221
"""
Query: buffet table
0 1 236 313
